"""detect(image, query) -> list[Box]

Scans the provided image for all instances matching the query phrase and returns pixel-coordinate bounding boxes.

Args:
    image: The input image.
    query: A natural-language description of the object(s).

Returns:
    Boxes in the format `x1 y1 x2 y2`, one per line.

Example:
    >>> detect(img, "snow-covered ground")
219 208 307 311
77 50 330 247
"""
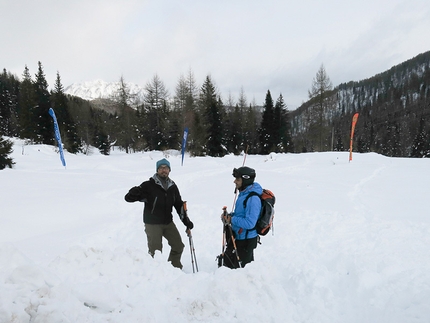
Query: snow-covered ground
1 138 430 322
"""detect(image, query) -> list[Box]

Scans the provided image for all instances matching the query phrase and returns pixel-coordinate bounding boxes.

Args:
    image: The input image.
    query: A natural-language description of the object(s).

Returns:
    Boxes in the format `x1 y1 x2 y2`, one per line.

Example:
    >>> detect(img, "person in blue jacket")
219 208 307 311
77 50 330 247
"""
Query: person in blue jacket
222 166 262 268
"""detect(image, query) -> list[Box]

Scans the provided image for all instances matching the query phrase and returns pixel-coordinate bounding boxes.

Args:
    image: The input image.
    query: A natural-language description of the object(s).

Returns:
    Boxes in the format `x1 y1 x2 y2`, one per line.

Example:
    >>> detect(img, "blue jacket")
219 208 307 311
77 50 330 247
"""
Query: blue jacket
231 182 263 240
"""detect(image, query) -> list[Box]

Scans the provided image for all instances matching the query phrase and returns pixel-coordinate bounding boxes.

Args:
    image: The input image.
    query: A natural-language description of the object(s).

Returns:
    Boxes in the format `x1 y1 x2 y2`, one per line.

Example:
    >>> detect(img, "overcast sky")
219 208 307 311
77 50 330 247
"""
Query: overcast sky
1 0 429 109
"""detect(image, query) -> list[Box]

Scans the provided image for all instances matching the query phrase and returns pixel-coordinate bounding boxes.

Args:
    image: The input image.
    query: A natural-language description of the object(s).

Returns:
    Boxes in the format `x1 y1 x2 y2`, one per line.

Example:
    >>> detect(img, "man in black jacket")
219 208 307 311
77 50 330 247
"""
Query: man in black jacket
125 158 193 269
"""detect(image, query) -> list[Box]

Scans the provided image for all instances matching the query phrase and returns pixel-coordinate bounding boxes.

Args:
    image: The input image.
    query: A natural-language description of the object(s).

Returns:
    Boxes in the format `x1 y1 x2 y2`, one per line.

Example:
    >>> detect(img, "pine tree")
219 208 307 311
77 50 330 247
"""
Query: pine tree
411 116 429 157
143 74 169 150
199 76 225 157
112 76 136 153
52 71 81 153
275 94 294 152
0 69 12 135
173 70 198 152
33 62 53 144
230 104 243 154
243 103 259 154
236 87 247 151
0 136 14 169
18 65 37 140
259 90 275 154
222 93 235 154
0 69 19 137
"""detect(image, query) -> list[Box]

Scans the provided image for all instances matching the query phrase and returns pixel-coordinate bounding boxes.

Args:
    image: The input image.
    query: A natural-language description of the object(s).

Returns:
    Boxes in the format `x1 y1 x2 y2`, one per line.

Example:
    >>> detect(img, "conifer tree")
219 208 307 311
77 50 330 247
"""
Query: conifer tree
259 90 275 154
18 66 37 140
222 93 236 154
0 69 13 135
236 87 247 151
243 103 259 154
173 70 198 152
52 71 81 153
33 61 53 144
174 70 198 130
143 74 169 150
0 136 14 169
199 76 225 157
112 76 136 153
229 104 243 154
0 69 19 136
411 116 429 157
92 109 111 155
275 93 294 152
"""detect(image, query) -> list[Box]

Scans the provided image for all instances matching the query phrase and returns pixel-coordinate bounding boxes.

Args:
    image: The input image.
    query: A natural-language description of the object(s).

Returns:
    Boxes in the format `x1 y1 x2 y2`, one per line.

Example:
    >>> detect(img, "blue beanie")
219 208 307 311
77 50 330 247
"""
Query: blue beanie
156 158 171 171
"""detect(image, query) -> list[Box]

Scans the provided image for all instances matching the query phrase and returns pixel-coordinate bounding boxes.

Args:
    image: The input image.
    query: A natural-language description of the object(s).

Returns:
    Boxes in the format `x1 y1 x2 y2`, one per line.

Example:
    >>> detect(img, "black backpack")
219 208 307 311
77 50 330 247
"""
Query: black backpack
243 189 275 236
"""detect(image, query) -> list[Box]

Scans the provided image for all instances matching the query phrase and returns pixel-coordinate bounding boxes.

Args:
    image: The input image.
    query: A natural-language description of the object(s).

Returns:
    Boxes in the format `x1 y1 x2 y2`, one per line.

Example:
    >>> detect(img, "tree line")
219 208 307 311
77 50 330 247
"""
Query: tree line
0 62 294 169
2 51 430 170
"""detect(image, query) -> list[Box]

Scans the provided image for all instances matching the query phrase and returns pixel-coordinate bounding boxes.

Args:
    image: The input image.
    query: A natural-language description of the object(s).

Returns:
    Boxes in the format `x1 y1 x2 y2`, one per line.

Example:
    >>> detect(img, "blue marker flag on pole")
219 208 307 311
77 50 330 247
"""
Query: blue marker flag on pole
48 108 66 167
181 127 188 166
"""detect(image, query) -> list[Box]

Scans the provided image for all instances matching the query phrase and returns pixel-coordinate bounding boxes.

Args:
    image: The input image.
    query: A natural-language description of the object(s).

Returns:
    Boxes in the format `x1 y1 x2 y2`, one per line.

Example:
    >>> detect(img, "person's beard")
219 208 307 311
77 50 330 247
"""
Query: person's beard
158 171 169 179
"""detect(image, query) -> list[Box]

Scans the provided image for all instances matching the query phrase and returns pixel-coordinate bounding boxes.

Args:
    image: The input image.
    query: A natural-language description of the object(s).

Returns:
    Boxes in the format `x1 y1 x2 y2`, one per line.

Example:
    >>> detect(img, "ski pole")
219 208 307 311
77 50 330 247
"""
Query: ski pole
191 232 199 272
220 206 227 267
187 229 198 273
231 145 249 212
227 225 242 268
222 206 242 268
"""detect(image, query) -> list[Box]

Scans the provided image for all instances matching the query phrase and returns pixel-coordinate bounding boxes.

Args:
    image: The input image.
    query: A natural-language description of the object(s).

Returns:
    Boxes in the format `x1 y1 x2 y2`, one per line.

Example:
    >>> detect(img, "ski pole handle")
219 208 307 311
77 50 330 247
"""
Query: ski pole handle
221 206 231 224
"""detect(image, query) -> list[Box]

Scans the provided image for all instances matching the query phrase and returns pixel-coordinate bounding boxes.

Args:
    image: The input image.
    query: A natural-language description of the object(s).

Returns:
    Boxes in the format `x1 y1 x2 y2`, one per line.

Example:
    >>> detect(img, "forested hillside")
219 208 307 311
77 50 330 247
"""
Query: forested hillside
291 51 430 157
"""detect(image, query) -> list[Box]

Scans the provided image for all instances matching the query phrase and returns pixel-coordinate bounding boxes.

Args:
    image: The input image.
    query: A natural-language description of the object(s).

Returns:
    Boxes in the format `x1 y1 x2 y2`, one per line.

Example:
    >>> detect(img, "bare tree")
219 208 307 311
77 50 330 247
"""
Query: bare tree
144 74 170 150
308 64 334 151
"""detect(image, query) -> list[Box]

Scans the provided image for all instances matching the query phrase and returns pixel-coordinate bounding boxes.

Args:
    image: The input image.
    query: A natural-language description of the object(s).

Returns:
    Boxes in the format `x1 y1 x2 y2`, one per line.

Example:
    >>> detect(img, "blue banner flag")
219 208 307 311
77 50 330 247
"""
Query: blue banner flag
48 108 66 167
181 127 188 166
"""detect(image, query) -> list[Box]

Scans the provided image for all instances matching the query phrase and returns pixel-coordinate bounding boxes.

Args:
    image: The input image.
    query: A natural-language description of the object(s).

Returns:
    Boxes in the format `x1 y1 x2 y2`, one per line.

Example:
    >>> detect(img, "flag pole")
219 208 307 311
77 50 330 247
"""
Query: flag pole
349 113 359 162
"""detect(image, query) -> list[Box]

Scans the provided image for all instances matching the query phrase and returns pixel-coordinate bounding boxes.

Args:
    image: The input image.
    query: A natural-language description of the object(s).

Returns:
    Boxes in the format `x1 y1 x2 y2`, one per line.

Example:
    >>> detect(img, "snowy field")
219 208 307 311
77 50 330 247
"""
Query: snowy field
1 138 430 323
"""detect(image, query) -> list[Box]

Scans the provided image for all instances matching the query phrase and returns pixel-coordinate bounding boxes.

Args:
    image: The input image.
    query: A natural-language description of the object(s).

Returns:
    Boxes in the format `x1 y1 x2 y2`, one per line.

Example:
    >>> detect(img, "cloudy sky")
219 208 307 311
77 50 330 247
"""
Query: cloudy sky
1 0 429 109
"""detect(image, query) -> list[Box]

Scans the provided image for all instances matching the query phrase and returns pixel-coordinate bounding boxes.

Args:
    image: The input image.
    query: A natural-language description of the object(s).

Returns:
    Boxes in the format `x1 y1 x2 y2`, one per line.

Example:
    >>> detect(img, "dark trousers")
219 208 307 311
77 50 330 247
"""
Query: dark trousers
145 222 185 269
235 237 258 267
222 227 258 269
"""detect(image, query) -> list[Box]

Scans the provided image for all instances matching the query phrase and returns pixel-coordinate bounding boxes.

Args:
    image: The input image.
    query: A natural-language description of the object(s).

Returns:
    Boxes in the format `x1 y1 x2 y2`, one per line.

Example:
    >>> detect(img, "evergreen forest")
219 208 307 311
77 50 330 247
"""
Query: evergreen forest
1 51 430 169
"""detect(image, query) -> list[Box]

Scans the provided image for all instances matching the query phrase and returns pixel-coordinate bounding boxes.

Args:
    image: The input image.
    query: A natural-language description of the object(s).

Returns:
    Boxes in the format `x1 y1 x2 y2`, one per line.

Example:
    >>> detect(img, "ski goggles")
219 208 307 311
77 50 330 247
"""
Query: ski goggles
232 168 251 179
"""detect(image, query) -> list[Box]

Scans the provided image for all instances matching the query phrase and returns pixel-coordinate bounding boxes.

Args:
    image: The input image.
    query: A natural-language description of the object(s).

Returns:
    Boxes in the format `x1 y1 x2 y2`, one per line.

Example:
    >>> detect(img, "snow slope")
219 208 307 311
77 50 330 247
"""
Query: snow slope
1 139 430 322
64 79 144 101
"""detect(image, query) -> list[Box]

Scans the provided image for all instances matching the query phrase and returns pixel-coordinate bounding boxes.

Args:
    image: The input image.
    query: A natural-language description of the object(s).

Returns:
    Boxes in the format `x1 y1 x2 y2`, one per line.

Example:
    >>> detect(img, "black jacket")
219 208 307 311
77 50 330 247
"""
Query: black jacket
125 174 184 225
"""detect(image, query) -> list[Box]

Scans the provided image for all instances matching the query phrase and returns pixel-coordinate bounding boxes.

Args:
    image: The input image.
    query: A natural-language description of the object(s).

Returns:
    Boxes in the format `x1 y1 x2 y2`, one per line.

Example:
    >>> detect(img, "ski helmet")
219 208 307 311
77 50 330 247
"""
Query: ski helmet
232 166 256 189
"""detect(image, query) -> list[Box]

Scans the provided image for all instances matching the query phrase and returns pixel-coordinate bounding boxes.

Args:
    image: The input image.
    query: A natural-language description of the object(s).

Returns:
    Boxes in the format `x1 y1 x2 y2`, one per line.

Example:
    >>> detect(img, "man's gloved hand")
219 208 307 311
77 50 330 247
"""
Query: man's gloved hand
129 186 141 197
125 186 141 202
183 216 194 230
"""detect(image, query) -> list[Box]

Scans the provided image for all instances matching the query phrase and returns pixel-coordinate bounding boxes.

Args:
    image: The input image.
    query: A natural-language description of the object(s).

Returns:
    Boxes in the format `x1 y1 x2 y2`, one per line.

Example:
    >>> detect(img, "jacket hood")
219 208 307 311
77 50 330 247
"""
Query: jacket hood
151 174 175 190
239 181 263 197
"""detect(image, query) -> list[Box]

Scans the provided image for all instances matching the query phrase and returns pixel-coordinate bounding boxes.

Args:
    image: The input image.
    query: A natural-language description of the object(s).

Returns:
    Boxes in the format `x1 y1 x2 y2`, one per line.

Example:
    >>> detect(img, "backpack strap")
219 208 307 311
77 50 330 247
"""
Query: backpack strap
243 191 260 208
243 191 261 239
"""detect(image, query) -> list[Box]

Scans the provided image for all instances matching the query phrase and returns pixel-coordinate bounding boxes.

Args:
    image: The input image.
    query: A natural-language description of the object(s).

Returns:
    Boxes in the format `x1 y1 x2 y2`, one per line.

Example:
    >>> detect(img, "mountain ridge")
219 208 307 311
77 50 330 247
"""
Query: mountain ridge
64 79 144 102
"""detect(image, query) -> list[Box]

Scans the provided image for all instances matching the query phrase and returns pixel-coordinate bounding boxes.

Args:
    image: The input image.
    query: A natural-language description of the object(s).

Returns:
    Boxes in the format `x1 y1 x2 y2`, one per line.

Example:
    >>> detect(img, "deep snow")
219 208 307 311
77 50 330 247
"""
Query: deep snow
1 138 430 322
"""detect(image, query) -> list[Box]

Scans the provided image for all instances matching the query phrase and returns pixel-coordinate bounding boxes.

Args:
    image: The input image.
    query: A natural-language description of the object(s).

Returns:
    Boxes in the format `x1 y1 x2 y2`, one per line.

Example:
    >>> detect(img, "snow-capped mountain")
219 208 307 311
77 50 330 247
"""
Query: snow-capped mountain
64 79 144 102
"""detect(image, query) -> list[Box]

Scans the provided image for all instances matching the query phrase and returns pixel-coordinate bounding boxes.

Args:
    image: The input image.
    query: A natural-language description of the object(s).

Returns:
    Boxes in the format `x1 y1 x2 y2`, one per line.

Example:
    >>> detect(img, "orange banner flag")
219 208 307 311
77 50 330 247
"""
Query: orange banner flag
349 113 359 162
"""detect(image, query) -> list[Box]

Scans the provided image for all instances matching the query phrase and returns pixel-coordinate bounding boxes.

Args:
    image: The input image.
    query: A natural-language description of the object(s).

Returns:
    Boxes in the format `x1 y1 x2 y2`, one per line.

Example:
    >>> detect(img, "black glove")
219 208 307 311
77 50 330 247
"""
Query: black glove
125 186 141 202
129 186 141 196
183 216 194 230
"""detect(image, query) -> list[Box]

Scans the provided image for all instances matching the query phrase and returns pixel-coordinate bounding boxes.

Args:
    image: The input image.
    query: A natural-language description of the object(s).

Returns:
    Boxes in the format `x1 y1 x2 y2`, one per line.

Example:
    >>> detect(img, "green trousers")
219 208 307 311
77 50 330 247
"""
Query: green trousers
145 221 185 269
